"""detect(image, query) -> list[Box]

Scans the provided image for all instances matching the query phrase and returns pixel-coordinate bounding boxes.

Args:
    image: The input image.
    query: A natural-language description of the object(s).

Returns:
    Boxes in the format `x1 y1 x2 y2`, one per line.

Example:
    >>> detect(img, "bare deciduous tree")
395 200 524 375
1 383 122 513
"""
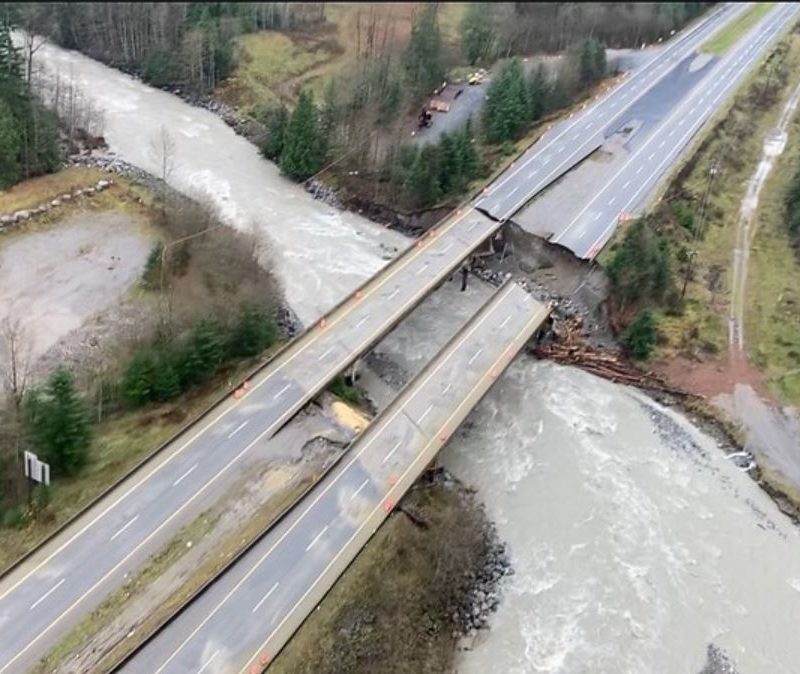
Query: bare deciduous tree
1 316 32 410
150 125 177 182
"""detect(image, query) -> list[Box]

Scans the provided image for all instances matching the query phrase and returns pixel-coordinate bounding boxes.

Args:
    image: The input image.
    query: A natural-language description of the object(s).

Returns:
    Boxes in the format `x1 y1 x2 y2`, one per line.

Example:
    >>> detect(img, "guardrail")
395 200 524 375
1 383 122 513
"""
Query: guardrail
110 282 549 672
0 184 500 583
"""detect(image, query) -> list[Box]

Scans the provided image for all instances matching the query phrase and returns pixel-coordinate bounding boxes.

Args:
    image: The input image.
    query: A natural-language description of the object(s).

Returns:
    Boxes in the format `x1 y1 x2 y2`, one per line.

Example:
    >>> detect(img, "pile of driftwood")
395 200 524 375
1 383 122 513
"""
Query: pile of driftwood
530 318 692 398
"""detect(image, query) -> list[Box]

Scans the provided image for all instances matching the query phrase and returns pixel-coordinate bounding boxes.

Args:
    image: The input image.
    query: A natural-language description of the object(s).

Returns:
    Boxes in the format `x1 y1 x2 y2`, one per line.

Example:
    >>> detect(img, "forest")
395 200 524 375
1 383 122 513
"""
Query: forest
0 19 60 189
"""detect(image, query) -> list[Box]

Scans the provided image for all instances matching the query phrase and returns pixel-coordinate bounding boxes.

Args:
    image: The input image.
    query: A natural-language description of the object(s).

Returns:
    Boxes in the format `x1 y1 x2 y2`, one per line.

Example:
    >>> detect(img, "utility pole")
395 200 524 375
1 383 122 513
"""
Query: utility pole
681 158 719 300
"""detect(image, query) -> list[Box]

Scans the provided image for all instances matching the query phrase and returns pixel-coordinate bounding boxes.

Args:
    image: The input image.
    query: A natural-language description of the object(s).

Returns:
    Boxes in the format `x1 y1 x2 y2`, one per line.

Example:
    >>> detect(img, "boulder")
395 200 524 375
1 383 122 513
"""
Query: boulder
61 193 72 201
50 199 61 207
13 210 31 221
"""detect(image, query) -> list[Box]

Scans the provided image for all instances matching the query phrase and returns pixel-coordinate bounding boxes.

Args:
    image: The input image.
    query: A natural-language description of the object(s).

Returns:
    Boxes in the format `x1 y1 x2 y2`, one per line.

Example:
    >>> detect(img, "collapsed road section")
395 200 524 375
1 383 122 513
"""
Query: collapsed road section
116 282 550 674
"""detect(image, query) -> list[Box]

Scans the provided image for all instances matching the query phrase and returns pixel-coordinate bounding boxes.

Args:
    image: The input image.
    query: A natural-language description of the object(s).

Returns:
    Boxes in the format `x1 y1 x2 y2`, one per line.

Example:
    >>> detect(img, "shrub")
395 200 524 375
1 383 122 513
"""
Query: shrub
624 310 658 360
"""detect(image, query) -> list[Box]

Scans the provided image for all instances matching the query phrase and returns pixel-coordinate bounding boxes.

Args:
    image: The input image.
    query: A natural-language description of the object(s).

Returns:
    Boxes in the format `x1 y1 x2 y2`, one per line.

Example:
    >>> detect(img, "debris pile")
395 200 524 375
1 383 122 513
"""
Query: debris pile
532 317 690 397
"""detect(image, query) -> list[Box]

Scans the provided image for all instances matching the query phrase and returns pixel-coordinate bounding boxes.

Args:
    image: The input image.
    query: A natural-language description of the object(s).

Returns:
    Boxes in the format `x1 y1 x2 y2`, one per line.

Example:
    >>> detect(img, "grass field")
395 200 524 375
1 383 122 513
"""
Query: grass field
702 3 774 55
217 2 467 111
0 166 110 214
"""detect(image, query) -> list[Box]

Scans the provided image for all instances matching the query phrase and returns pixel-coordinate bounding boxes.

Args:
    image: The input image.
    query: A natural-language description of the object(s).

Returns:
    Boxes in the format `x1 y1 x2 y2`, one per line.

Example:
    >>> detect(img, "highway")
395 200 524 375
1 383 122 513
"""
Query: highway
0 5 788 672
0 206 500 673
473 2 750 222
117 283 549 674
552 2 800 258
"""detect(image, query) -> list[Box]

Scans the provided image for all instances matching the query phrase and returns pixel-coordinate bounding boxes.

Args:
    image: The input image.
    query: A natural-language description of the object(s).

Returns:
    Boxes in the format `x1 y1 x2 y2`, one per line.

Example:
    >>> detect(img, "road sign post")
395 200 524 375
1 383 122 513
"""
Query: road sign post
23 451 51 504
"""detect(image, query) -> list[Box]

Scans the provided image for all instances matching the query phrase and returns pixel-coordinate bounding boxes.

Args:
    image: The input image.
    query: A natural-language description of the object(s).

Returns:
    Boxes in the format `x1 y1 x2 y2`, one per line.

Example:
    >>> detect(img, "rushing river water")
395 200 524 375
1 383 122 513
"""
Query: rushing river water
444 361 800 674
25 38 406 326
30 41 800 674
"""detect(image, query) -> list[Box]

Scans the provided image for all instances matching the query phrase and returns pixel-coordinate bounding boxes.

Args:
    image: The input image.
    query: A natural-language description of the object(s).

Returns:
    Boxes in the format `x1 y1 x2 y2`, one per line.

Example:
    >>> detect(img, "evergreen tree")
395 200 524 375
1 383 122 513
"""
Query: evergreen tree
405 145 441 208
404 3 444 96
261 104 288 161
786 163 800 248
279 91 325 181
0 18 61 185
577 38 607 87
25 368 92 475
456 119 479 182
483 59 529 143
0 99 20 188
152 354 181 401
437 132 460 195
0 20 25 102
229 303 277 358
178 340 206 388
122 350 158 406
607 218 674 309
624 310 658 360
189 319 224 378
460 3 495 65
527 65 549 122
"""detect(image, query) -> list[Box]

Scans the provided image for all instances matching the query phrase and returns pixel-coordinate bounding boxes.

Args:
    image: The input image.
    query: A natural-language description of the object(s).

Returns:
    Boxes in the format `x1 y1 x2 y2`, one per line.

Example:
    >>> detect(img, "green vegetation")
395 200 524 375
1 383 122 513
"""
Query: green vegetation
602 32 800 389
577 38 608 87
496 3 710 55
384 123 481 209
0 186 281 549
8 3 327 95
260 103 289 161
25 369 92 476
703 3 775 55
328 374 363 406
460 3 495 66
223 31 336 111
624 310 658 360
0 20 60 189
606 218 674 311
278 91 326 181
403 3 445 98
121 306 277 407
785 160 800 250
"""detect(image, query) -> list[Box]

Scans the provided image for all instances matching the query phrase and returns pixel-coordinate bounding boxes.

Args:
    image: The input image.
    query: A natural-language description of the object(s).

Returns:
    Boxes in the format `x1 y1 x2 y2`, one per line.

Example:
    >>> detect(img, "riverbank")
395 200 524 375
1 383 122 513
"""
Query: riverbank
268 470 511 674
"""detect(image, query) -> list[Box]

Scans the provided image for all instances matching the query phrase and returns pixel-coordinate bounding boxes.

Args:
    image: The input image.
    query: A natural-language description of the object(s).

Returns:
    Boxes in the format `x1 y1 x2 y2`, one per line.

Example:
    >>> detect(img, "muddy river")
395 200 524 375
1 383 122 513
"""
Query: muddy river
26 38 406 327
31 40 800 674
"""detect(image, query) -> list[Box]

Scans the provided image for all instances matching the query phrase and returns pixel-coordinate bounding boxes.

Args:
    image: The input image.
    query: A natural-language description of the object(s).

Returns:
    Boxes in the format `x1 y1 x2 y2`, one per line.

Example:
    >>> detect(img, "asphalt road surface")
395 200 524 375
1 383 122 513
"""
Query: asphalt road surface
552 1 799 259
0 207 501 673
118 283 549 674
0 5 784 672
473 2 749 223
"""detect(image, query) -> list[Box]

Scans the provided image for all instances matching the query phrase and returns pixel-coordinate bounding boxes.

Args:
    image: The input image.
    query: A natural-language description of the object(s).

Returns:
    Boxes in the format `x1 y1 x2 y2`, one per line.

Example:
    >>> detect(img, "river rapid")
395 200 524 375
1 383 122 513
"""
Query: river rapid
443 361 800 674
31 41 800 674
